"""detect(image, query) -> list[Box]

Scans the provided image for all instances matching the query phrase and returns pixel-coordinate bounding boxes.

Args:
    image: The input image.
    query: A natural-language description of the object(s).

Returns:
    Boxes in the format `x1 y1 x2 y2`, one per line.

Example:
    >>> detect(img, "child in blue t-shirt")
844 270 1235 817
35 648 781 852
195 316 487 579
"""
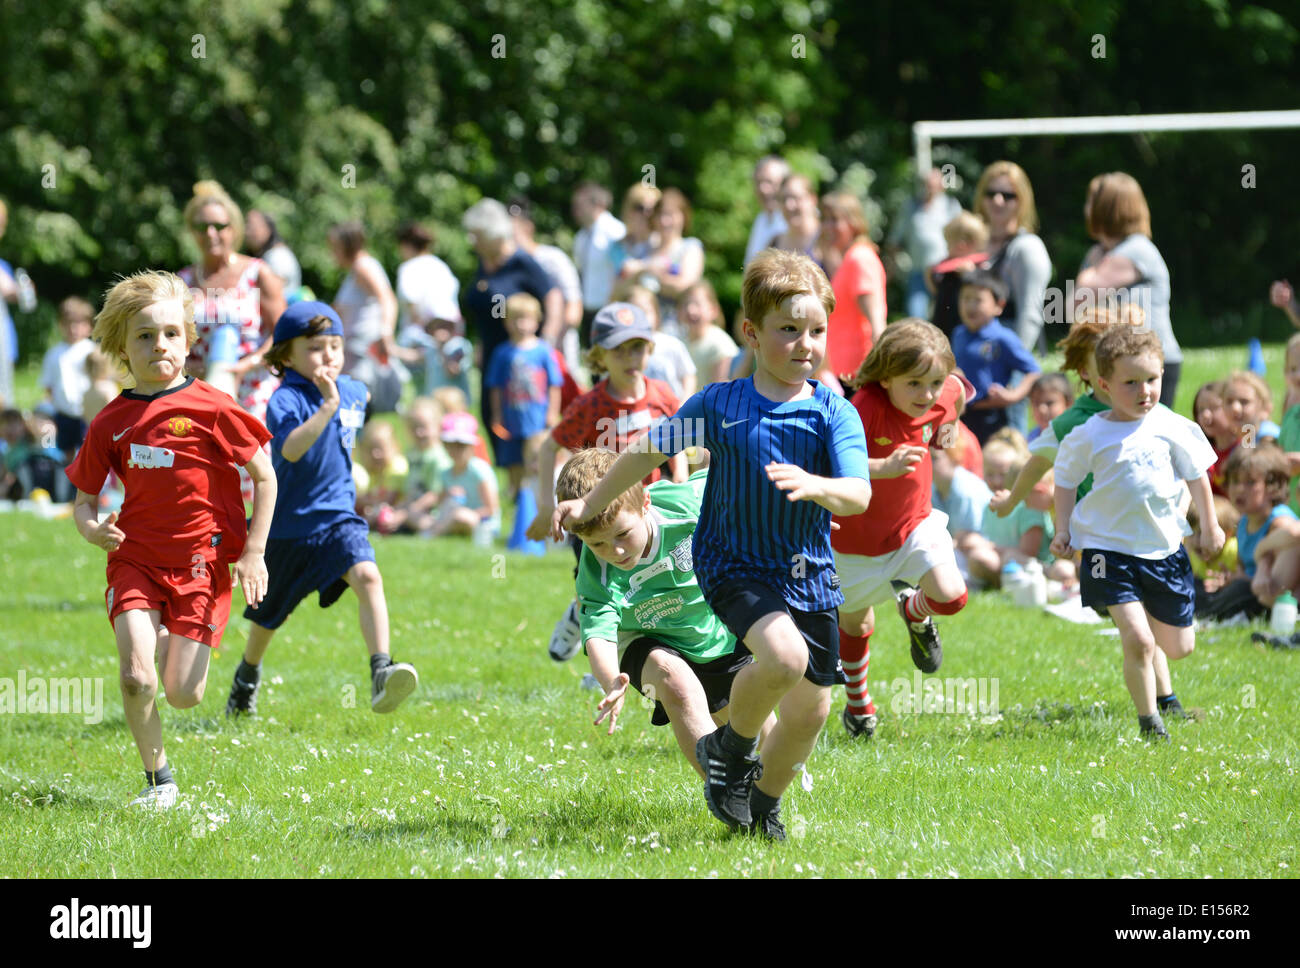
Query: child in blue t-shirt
226 302 418 718
952 270 1040 443
1224 443 1300 608
484 293 561 533
553 250 871 840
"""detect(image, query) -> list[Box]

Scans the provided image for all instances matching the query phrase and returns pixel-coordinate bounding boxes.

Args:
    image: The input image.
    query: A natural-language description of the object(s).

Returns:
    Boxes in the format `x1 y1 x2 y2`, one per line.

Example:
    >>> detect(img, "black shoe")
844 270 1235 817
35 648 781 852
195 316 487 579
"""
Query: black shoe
696 727 761 829
226 673 259 718
896 586 943 673
842 706 878 739
1140 722 1171 743
747 805 787 842
1158 697 1188 720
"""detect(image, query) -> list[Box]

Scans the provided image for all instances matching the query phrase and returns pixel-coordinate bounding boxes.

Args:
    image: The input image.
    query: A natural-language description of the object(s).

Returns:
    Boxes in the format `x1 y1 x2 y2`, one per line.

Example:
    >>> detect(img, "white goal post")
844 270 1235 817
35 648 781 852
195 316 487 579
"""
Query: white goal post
913 109 1300 174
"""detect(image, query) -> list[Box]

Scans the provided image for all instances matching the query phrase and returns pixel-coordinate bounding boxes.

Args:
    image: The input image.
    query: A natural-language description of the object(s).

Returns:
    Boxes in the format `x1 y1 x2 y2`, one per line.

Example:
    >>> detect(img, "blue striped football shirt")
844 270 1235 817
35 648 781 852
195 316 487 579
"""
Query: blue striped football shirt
647 377 869 611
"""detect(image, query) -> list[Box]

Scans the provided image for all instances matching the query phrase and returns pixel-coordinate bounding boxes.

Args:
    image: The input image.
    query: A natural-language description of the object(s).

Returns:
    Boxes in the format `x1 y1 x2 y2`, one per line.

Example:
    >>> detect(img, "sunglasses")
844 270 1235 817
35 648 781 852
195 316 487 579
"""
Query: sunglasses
984 190 1018 202
193 221 231 231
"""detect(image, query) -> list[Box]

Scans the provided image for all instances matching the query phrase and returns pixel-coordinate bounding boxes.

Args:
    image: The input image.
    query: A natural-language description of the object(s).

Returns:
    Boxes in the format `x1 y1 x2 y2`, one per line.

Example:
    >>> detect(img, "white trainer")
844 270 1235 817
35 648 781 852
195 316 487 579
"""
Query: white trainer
128 781 179 811
548 601 582 662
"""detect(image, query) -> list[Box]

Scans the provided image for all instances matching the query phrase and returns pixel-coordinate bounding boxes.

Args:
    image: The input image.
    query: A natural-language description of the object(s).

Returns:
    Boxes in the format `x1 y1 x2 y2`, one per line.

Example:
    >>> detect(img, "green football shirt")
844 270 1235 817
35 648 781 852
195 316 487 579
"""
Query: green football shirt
576 470 736 664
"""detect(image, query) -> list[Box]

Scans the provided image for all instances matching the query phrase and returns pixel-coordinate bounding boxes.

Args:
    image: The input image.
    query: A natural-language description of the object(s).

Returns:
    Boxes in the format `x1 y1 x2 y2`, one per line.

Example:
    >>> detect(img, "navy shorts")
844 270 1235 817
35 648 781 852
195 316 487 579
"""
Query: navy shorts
621 637 752 727
495 434 525 469
244 518 376 630
705 578 845 687
1079 546 1195 628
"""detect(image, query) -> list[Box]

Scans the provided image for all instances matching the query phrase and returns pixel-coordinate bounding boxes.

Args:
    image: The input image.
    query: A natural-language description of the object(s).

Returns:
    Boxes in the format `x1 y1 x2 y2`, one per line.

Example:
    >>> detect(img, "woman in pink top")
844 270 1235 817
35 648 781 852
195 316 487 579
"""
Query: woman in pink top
178 180 285 419
821 192 887 384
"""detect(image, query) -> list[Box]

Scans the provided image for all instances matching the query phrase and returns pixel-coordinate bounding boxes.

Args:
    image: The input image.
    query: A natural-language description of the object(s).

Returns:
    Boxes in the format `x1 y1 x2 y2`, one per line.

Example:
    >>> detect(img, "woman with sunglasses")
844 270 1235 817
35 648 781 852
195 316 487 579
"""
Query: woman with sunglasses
178 180 286 419
974 161 1052 355
613 183 661 276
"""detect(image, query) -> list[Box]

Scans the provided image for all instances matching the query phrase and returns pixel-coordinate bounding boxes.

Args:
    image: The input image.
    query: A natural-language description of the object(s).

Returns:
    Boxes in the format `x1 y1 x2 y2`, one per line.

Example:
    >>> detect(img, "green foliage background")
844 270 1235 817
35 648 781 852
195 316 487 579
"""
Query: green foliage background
1 0 1297 361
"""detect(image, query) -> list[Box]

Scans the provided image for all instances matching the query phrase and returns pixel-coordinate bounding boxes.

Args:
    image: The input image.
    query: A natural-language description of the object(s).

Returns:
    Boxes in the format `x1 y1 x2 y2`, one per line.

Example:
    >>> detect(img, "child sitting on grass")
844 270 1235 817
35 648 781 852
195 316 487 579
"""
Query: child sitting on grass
1187 495 1254 622
1051 326 1221 742
556 447 773 777
1193 380 1236 496
1027 372 1073 443
428 412 500 543
67 270 277 809
355 420 409 533
390 395 450 535
1224 444 1300 611
1275 333 1300 512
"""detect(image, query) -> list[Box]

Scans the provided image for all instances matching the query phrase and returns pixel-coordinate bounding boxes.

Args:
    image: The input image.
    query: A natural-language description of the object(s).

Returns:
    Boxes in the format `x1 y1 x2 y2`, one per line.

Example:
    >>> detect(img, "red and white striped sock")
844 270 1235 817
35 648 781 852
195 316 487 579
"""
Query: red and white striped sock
838 629 875 716
903 589 937 624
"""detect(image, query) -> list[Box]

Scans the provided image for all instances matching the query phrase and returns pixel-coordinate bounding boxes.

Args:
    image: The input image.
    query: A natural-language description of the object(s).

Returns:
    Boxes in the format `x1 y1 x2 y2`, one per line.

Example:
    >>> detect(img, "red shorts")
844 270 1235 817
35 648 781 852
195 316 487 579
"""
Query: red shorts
105 556 232 648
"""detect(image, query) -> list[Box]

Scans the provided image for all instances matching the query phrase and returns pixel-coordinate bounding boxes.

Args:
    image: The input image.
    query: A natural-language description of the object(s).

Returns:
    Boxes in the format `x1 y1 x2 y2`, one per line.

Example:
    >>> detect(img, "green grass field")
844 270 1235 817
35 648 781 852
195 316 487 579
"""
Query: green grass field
1 347 1296 879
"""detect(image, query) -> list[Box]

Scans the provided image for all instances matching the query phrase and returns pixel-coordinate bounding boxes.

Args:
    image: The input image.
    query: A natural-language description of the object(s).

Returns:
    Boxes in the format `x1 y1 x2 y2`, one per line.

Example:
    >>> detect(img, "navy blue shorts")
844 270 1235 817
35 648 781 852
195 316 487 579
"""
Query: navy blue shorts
495 434 525 468
244 518 376 630
1079 546 1195 628
621 637 751 727
705 578 845 687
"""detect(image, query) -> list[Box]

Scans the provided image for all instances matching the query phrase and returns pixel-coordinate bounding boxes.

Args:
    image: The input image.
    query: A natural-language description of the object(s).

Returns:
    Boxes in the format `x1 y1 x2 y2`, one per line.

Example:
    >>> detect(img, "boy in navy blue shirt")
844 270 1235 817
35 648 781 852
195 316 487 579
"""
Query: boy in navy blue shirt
553 250 871 838
225 302 418 717
952 270 1040 443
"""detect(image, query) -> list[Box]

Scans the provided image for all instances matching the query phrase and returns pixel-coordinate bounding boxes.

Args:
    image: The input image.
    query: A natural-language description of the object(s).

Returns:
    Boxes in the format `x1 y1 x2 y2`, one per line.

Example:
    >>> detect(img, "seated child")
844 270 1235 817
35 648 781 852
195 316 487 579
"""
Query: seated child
1226 443 1300 609
1276 333 1300 512
355 420 409 533
1186 495 1255 621
930 437 993 587
952 270 1040 443
1222 369 1280 447
929 211 990 339
1027 372 1073 443
432 385 491 464
557 448 773 777
1194 380 1237 496
429 412 500 542
679 280 738 387
392 395 450 535
964 429 1072 588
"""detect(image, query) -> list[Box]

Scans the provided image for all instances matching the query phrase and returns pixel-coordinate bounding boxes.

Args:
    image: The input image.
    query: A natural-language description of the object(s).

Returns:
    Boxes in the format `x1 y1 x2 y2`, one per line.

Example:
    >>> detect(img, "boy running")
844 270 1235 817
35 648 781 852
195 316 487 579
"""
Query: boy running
1051 327 1222 740
557 448 771 777
67 271 276 809
554 250 871 838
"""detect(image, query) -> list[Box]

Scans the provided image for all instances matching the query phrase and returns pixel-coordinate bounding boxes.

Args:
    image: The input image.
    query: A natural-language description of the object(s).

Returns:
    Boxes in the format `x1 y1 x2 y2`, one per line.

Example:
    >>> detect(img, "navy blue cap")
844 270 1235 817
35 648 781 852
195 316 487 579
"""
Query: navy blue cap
591 302 655 349
273 300 343 344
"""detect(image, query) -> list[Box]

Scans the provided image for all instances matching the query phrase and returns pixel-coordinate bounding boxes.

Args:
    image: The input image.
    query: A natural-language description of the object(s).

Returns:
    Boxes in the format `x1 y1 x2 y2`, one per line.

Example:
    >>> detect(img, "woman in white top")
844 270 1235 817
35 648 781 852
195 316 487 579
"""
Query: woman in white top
395 221 461 332
619 188 704 338
330 220 399 376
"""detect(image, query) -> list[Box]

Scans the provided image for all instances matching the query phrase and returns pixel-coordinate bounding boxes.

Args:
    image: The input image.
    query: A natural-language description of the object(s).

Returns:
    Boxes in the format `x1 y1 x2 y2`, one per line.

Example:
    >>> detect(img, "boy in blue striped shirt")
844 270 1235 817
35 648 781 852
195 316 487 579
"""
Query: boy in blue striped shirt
553 249 871 838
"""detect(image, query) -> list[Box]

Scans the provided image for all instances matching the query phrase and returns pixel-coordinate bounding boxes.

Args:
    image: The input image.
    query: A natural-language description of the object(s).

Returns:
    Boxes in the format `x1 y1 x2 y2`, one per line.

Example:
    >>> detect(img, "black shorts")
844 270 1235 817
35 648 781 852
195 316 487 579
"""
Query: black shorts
620 636 751 727
705 578 845 687
244 518 376 630
1079 546 1195 628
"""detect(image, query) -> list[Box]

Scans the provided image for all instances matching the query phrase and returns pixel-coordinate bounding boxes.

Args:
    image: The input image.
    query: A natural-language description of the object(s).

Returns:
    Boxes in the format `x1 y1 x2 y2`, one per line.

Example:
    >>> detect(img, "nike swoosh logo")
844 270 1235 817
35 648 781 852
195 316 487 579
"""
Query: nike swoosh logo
112 428 132 441
721 418 748 429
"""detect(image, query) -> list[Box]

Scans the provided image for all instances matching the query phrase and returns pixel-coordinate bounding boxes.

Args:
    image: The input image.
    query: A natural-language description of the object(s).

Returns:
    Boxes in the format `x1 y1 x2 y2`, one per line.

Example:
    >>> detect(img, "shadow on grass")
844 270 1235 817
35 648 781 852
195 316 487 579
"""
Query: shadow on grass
0 597 102 613
978 699 1114 738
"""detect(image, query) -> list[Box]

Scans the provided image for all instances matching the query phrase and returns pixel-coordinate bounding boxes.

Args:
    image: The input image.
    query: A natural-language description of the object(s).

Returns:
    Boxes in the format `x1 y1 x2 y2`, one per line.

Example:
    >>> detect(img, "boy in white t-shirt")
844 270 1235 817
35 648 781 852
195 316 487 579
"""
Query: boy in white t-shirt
40 297 96 456
1051 327 1224 741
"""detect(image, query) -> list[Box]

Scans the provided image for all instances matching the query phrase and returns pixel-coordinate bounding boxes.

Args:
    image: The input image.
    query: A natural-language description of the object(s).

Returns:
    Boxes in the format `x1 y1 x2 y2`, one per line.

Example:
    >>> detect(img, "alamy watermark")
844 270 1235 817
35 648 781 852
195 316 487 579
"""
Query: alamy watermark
1041 281 1153 327
0 670 104 724
885 671 999 716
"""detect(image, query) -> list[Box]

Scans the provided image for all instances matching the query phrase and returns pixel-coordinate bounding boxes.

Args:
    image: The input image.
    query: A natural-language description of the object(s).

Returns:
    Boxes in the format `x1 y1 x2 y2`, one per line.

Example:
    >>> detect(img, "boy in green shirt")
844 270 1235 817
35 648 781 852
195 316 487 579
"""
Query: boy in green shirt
557 448 773 801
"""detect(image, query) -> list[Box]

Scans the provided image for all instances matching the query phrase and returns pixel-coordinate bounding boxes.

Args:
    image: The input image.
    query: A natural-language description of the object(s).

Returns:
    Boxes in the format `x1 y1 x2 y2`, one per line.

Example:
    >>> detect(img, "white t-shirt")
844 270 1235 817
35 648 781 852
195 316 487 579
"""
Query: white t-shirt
686 326 739 384
574 211 626 310
746 209 787 266
396 253 462 330
40 338 94 418
1054 405 1216 559
643 331 696 400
